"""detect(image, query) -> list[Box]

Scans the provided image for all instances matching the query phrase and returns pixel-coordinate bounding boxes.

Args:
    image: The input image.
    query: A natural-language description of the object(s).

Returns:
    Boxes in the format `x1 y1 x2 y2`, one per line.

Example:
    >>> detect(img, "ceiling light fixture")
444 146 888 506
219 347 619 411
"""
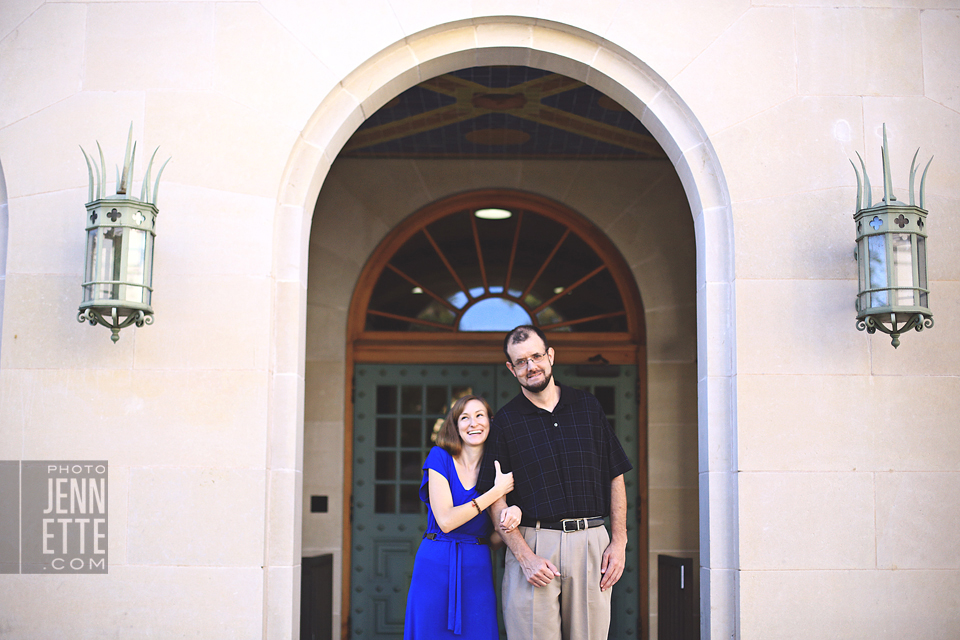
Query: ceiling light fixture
474 208 512 220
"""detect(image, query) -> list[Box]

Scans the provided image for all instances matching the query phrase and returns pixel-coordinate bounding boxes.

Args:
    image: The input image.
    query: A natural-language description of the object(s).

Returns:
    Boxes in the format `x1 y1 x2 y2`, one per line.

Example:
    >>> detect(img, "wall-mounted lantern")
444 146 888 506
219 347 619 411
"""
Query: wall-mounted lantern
850 125 933 348
78 125 169 343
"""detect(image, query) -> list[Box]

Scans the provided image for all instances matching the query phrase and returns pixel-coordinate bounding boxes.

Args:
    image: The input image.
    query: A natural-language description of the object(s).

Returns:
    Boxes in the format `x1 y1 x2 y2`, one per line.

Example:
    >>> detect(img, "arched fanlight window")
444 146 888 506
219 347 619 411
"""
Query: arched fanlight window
355 191 640 336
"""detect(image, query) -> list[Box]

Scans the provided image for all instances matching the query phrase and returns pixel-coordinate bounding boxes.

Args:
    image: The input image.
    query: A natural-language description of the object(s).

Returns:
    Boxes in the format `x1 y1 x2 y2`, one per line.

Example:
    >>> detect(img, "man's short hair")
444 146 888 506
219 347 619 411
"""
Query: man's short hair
503 325 550 360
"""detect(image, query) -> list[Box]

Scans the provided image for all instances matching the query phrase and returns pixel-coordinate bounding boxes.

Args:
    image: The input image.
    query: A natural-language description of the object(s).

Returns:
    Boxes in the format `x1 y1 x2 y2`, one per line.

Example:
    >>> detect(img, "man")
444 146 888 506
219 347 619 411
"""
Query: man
479 325 632 640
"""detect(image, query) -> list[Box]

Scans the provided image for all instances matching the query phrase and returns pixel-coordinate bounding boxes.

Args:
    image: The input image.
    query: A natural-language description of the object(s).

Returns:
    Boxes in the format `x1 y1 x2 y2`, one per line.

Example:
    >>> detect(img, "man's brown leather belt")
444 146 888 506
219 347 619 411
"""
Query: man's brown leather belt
519 516 605 532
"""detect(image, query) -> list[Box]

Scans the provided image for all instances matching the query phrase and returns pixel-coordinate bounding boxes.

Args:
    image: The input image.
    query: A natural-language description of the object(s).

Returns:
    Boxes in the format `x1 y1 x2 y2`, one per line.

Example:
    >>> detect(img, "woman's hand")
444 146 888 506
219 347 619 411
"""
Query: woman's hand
499 505 522 533
493 460 514 497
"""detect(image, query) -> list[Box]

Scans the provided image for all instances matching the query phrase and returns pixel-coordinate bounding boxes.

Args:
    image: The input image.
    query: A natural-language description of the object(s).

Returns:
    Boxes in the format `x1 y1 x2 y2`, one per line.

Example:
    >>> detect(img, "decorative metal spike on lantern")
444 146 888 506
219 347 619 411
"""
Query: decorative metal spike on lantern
78 124 170 343
850 124 933 348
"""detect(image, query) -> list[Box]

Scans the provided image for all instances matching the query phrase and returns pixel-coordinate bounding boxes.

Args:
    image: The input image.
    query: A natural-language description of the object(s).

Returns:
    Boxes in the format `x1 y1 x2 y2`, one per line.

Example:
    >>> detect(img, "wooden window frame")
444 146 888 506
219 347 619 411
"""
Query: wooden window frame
348 189 645 363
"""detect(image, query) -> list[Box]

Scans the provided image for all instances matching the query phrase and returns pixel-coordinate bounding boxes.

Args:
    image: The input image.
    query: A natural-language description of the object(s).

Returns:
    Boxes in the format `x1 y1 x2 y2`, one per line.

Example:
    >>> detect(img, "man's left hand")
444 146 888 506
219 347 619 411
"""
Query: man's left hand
599 537 626 591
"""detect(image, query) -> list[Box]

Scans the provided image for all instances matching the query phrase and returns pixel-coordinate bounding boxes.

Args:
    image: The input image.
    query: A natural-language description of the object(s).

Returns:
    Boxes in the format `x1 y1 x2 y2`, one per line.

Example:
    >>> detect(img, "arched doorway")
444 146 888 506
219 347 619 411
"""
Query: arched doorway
344 189 648 640
302 61 701 639
289 20 735 640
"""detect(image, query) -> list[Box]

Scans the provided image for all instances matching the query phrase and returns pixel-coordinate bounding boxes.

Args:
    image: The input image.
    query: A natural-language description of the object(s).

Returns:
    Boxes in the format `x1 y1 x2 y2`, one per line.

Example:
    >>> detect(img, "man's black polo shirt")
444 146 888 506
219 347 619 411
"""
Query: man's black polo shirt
478 383 633 522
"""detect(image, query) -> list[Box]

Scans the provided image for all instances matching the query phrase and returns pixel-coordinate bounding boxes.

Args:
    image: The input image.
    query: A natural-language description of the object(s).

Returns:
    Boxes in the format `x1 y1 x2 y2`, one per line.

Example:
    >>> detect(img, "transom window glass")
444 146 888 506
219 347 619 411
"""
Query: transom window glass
365 206 628 332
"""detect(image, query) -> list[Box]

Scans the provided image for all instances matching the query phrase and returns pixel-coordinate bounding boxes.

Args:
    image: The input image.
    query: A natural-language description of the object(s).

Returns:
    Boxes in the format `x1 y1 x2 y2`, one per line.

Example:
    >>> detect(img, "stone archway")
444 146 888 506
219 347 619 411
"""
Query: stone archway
273 18 737 640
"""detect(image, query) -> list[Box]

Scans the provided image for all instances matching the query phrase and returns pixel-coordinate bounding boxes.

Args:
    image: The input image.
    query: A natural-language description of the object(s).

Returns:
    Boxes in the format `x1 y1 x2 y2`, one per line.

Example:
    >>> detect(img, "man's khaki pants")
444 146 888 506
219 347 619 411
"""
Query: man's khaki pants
502 524 612 640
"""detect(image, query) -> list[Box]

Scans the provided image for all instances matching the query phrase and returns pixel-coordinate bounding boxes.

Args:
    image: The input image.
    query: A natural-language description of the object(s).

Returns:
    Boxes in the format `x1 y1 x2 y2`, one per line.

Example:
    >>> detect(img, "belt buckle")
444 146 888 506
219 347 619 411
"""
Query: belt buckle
561 518 583 533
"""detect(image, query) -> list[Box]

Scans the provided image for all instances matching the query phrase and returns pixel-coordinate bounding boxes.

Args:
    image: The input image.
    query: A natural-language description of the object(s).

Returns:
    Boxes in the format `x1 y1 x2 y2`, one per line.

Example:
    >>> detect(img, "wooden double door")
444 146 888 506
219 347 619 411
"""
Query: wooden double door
349 363 643 639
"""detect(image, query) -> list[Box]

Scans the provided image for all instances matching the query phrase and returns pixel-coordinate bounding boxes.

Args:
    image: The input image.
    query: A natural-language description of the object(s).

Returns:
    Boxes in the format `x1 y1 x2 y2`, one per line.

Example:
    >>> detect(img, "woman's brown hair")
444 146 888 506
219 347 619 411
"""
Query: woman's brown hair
435 394 492 457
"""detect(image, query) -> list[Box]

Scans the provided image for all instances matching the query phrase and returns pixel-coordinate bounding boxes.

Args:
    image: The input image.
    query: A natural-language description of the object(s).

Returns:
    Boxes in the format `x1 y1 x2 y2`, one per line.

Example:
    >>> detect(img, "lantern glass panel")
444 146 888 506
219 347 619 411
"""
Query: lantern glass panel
144 233 154 297
867 234 888 308
123 228 149 304
93 227 124 301
917 236 928 307
891 233 914 306
856 238 868 312
83 229 99 303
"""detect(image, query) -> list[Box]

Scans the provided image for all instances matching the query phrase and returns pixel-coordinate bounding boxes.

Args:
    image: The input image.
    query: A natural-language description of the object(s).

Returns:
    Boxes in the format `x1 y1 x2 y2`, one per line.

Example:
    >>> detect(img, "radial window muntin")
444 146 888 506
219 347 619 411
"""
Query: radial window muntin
355 190 642 339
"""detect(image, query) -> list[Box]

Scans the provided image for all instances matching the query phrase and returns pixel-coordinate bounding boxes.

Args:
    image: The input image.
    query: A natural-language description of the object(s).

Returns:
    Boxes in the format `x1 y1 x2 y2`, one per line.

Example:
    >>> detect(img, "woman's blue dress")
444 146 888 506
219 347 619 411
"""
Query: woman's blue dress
403 446 498 639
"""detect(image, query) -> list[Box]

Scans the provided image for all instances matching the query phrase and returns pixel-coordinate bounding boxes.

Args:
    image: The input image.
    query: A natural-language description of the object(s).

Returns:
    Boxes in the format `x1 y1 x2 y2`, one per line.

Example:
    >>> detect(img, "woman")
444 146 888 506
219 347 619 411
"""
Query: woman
403 394 522 639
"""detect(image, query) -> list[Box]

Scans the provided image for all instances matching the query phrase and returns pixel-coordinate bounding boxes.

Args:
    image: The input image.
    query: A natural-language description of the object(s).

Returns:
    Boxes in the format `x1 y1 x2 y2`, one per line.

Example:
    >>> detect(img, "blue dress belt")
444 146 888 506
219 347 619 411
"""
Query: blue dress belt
423 531 489 634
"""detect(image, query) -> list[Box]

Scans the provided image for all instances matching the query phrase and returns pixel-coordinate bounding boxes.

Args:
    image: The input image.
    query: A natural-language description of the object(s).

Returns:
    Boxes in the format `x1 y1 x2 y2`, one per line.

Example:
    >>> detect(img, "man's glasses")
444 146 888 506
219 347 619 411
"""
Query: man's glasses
511 352 548 371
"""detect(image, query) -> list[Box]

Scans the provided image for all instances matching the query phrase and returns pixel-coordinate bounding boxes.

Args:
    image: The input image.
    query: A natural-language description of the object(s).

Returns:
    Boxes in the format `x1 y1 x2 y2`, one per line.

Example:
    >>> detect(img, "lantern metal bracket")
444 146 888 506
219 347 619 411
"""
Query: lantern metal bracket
856 313 934 349
78 307 154 344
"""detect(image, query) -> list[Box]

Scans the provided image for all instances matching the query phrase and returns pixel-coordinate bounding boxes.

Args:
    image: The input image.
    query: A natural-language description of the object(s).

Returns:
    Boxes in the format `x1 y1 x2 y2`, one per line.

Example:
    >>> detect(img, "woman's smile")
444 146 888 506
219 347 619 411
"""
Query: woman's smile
458 399 490 444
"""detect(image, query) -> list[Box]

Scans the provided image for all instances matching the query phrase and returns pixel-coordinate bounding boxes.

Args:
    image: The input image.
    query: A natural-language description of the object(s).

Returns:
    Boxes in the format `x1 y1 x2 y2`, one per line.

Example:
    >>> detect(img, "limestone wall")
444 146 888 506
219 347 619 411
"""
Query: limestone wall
0 2 958 639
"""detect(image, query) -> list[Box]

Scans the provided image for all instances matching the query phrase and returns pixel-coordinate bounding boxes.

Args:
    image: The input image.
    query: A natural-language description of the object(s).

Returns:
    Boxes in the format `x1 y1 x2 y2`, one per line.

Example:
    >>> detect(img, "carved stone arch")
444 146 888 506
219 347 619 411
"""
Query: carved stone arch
281 18 737 640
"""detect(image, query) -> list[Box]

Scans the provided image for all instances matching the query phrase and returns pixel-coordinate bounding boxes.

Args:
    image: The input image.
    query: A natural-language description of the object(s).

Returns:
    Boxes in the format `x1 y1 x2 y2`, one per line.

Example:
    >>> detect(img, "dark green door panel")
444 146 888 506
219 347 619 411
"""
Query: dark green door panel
351 365 497 639
350 363 641 639
555 364 642 640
